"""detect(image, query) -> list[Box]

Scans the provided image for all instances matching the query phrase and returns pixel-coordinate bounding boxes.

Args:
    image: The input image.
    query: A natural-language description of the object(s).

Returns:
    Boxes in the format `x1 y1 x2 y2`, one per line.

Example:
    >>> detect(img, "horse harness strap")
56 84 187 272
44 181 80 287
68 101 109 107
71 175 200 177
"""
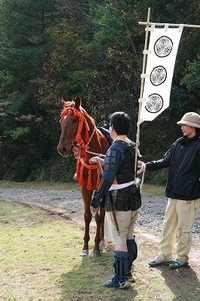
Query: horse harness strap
61 106 95 153
61 105 104 190
86 126 96 147
73 146 105 159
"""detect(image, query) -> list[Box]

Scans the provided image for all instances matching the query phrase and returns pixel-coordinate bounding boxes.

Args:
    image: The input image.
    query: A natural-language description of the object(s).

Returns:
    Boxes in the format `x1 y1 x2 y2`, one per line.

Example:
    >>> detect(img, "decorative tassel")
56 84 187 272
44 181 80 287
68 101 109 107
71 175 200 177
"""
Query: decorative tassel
87 169 92 190
76 159 102 190
75 159 81 181
79 165 84 186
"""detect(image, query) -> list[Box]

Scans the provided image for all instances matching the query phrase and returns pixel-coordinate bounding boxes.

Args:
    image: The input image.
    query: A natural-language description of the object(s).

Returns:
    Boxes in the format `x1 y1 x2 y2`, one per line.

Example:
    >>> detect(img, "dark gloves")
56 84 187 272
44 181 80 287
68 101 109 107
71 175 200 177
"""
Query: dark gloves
90 191 102 208
91 178 113 208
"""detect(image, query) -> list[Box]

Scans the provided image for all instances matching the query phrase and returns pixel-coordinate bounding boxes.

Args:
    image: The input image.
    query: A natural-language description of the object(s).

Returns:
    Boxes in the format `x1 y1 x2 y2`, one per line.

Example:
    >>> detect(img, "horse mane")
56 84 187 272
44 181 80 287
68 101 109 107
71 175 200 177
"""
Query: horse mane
79 107 96 127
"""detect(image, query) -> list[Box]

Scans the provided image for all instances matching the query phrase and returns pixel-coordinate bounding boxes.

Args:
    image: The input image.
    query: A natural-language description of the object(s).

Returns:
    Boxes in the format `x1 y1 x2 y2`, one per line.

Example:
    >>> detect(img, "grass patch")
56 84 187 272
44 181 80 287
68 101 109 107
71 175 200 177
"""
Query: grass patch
0 183 199 301
141 184 165 196
0 200 83 300
0 180 165 196
0 180 80 192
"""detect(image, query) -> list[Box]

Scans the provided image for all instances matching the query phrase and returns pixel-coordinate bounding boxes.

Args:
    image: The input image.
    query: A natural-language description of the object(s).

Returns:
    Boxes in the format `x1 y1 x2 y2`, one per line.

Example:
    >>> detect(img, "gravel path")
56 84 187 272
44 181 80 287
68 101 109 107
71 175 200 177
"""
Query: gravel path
0 187 199 237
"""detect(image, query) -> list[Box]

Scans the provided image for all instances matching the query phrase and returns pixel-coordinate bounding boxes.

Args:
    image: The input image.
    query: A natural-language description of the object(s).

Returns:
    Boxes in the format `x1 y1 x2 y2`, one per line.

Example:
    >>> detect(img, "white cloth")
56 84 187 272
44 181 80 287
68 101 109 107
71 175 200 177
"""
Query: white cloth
138 25 183 123
109 178 140 191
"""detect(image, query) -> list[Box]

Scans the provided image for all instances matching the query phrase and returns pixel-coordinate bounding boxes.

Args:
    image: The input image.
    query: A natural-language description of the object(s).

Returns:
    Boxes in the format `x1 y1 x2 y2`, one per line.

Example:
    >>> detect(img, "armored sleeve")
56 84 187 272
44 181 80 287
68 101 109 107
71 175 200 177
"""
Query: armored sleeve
102 145 122 181
95 145 122 197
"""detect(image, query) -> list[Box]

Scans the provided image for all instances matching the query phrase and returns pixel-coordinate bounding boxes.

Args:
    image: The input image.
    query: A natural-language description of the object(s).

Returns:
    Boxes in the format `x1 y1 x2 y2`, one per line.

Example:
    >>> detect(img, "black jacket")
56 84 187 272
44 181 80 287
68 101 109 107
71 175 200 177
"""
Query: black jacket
146 135 200 200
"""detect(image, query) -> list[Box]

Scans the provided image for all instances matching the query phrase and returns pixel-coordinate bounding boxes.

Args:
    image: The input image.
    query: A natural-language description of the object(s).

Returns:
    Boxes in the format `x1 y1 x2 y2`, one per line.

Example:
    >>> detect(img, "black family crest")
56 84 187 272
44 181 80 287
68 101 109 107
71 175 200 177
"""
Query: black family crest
154 35 173 57
150 65 167 86
145 93 163 113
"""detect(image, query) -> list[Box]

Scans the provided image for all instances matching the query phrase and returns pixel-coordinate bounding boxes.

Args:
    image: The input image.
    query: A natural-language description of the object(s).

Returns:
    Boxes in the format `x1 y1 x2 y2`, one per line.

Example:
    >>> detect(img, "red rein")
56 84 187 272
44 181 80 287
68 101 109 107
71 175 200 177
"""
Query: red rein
61 107 90 152
61 106 100 190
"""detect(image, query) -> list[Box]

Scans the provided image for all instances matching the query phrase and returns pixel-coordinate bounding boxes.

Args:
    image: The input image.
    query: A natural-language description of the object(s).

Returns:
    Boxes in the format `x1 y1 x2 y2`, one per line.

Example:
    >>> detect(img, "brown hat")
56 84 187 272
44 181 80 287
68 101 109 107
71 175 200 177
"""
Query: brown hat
177 112 200 129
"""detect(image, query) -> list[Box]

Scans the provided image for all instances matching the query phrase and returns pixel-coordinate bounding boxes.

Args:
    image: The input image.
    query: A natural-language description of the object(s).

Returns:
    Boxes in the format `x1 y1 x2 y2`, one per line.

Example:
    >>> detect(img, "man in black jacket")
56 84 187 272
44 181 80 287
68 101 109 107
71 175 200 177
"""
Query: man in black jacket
138 112 200 269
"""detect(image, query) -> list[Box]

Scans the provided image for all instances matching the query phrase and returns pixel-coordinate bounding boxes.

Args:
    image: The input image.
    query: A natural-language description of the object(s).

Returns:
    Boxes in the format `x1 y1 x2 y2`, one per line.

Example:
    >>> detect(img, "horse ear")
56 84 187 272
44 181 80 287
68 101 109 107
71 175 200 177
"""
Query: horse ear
61 98 65 107
74 95 82 109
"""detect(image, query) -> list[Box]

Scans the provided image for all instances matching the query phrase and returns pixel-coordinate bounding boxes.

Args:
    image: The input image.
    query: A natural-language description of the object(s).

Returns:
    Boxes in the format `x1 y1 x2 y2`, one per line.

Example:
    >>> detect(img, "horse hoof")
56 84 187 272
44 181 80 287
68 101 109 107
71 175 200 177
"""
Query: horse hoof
90 250 101 257
80 249 89 256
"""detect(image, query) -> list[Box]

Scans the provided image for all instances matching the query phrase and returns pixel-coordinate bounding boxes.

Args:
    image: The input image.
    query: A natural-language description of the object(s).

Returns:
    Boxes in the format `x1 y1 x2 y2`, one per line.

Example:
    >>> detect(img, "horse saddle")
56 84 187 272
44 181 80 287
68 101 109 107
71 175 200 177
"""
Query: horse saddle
97 120 112 145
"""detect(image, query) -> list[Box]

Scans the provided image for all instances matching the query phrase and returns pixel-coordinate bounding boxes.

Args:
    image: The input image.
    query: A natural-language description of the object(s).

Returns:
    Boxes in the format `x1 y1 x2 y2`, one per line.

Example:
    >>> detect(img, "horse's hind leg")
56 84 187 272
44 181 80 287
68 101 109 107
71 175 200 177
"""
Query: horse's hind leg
100 207 105 241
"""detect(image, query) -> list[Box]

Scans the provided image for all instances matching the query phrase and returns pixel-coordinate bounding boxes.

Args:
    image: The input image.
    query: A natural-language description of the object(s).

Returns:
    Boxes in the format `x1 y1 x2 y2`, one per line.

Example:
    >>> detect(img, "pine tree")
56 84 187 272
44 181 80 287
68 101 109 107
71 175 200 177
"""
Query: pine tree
0 0 59 180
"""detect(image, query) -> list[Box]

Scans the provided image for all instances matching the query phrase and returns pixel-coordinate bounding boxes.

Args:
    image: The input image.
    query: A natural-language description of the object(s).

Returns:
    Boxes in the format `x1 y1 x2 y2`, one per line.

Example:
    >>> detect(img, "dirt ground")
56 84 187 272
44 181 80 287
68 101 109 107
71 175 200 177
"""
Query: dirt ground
14 199 200 280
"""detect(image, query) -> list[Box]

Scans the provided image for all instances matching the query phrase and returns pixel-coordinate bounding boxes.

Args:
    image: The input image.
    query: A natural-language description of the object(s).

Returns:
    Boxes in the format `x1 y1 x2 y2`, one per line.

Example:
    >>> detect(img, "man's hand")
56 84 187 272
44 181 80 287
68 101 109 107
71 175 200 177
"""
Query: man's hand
90 192 101 213
89 156 105 166
137 160 146 175
137 160 145 168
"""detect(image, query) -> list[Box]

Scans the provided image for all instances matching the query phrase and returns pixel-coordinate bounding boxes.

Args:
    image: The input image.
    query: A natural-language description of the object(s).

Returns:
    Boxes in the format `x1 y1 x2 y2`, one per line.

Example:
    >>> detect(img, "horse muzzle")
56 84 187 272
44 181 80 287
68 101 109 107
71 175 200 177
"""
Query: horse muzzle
57 144 72 157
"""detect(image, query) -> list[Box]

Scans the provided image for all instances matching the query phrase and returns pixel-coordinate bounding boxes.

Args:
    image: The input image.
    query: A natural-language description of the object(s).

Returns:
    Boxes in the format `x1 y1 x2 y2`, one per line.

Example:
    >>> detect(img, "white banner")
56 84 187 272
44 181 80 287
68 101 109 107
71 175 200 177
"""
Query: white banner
138 25 183 123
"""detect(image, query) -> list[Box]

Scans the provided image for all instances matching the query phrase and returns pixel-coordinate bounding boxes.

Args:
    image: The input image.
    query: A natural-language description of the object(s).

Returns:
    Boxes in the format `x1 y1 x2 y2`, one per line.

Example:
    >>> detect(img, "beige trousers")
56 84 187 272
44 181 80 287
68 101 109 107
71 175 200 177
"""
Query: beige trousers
158 198 200 262
104 210 138 247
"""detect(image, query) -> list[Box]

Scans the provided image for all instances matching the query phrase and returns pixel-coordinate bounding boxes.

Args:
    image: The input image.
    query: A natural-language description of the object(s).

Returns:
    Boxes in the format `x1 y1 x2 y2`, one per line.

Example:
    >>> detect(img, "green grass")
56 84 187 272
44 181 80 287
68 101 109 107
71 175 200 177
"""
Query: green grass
141 183 165 196
0 182 199 301
0 180 80 191
0 201 83 300
0 180 165 196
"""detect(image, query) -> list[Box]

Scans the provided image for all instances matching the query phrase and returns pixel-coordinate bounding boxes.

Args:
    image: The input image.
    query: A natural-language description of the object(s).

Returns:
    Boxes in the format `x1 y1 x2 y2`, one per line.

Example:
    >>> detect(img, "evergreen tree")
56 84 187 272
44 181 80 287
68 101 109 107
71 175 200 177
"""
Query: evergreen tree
0 0 59 180
0 0 199 184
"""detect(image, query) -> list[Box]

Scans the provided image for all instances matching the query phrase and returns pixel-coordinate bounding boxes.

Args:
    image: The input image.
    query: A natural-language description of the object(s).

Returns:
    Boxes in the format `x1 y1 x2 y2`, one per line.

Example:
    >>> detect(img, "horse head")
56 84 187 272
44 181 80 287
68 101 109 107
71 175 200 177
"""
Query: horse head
57 95 90 157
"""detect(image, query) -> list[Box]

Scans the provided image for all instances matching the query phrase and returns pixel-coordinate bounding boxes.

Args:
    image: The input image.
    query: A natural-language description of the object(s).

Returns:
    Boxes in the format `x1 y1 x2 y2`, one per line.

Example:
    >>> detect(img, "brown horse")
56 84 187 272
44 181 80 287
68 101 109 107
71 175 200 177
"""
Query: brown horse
57 95 111 257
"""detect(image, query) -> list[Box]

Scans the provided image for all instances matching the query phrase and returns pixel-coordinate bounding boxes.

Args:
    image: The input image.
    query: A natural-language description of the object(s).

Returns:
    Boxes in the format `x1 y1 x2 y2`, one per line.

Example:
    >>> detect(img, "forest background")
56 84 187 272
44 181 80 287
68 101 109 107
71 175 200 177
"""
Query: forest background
0 0 199 185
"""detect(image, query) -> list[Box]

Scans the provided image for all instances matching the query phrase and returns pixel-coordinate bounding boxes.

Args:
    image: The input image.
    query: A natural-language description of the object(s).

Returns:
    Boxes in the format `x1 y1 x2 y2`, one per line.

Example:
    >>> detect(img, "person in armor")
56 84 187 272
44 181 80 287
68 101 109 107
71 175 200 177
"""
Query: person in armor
90 112 141 289
138 112 200 269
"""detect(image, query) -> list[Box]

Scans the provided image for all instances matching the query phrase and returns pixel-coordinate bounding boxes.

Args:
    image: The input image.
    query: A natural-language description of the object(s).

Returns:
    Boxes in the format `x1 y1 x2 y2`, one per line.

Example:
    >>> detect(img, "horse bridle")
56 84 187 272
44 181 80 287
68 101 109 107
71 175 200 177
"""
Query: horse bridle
60 105 98 158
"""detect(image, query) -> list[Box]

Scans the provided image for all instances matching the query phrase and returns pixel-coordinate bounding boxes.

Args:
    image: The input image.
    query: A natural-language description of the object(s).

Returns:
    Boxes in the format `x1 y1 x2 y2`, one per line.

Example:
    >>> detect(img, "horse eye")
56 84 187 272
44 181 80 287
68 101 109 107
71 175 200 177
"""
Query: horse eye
72 118 77 123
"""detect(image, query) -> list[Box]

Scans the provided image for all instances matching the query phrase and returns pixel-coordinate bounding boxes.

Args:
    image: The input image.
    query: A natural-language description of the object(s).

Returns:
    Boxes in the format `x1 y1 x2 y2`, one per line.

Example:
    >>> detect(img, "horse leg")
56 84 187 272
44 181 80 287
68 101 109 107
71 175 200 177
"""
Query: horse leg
79 186 92 257
100 207 105 241
79 209 92 256
90 207 105 257
80 186 104 257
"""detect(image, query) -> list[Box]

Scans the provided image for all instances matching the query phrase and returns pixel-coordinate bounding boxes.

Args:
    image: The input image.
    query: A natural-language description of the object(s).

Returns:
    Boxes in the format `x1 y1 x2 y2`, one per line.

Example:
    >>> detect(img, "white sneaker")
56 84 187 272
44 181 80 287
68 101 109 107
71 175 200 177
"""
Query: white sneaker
169 259 189 269
148 256 172 267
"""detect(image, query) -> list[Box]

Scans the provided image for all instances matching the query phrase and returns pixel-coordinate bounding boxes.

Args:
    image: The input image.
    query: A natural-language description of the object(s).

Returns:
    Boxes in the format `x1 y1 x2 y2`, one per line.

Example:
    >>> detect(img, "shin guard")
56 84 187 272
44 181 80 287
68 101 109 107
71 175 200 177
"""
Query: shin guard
112 251 129 288
127 237 138 272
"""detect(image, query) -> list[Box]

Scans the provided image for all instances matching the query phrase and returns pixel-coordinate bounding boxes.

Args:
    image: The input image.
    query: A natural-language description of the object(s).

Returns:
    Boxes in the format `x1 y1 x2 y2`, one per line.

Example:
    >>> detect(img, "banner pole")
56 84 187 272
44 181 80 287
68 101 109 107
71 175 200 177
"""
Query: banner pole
134 7 151 181
138 21 200 28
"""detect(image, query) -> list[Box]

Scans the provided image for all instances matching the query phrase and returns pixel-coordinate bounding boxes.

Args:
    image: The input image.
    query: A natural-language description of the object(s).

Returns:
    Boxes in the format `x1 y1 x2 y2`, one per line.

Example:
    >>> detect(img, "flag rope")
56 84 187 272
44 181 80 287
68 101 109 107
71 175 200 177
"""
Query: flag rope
138 21 200 29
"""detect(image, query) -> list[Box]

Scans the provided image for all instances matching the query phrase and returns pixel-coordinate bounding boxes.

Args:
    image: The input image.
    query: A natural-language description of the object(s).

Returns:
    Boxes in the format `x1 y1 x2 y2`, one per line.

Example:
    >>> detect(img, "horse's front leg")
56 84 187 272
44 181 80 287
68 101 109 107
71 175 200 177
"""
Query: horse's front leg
79 186 92 257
